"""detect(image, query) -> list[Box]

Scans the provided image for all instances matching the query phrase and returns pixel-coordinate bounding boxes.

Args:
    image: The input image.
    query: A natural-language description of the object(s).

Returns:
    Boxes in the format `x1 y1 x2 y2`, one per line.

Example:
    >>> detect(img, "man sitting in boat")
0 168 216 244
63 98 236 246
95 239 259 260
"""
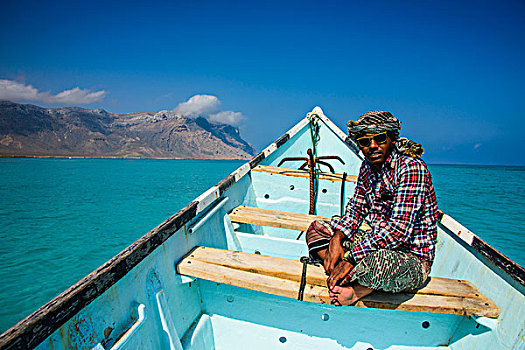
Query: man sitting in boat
306 110 438 306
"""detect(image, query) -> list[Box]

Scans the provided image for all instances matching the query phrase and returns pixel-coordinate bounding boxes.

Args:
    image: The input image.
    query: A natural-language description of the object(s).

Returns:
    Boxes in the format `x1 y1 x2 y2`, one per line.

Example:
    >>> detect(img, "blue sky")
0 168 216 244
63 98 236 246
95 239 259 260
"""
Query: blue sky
1 0 524 165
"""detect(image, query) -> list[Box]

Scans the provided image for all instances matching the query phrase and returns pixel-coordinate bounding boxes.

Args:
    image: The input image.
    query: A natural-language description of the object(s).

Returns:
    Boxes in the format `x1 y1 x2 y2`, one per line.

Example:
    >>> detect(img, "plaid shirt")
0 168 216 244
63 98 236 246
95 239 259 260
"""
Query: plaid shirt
332 151 438 263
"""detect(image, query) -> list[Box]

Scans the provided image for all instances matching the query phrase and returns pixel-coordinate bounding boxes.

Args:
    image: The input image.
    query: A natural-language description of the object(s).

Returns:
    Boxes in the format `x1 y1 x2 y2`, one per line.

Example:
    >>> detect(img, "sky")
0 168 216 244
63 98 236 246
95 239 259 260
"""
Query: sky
1 0 524 165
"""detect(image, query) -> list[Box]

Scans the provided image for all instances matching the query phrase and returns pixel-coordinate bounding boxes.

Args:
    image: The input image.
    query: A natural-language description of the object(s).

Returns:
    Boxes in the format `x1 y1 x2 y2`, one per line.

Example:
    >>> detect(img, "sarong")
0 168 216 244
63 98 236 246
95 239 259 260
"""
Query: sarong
306 220 429 293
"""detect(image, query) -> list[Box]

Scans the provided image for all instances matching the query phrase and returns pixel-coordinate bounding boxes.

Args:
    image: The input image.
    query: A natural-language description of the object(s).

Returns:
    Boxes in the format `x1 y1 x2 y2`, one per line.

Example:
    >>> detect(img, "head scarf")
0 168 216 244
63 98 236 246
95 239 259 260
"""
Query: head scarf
347 110 424 158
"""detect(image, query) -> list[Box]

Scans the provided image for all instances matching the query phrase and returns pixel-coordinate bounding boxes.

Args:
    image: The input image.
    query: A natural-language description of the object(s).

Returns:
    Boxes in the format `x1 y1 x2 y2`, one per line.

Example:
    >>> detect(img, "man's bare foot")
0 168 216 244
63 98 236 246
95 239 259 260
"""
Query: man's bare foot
329 284 373 306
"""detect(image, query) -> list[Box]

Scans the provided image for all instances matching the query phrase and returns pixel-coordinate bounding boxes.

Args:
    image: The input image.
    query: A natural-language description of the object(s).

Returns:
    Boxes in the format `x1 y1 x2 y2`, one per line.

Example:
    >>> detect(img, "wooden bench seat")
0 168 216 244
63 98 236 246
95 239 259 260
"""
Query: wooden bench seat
252 165 358 183
177 246 500 318
229 206 371 232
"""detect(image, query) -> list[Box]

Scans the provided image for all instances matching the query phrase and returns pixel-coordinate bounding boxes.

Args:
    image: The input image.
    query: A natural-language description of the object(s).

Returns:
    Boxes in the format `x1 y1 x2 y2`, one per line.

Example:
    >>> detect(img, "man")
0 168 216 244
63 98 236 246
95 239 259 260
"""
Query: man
306 110 438 306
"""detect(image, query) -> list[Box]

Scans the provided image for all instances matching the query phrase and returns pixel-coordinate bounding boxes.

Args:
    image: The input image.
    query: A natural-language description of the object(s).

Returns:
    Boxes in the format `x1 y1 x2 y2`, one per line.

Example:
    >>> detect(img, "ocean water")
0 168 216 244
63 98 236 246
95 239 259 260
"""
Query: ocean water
0 159 523 333
429 164 525 268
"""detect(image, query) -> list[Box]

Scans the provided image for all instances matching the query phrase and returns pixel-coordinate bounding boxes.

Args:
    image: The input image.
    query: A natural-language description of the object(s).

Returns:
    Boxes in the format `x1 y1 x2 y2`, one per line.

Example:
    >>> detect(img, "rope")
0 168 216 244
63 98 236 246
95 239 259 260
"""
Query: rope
297 256 322 300
307 112 321 156
307 113 321 215
298 257 309 301
340 172 347 216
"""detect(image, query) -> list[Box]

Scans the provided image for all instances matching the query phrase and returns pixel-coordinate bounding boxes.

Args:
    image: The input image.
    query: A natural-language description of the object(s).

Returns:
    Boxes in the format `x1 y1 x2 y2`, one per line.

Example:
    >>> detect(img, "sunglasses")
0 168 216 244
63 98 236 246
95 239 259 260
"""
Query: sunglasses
356 132 388 148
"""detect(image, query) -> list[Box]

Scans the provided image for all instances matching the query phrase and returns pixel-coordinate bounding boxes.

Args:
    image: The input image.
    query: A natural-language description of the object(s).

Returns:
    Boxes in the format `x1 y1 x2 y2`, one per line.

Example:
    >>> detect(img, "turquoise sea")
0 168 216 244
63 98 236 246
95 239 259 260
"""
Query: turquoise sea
0 158 524 333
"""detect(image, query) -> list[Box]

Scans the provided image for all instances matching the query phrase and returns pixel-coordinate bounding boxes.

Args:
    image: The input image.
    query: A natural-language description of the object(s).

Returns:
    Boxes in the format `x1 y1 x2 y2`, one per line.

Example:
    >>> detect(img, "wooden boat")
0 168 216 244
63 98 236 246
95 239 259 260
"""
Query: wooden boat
1 107 523 349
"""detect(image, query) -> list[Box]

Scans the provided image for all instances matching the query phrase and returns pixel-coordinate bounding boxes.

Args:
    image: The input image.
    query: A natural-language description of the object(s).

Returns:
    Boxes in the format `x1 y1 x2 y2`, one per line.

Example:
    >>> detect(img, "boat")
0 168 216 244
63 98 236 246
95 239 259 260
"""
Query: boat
0 107 523 349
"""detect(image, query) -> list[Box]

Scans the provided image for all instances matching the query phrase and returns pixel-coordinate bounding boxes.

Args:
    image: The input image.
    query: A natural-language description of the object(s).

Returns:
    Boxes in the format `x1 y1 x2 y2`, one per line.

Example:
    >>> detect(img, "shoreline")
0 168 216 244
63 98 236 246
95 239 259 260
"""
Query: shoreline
1 155 522 167
0 154 252 161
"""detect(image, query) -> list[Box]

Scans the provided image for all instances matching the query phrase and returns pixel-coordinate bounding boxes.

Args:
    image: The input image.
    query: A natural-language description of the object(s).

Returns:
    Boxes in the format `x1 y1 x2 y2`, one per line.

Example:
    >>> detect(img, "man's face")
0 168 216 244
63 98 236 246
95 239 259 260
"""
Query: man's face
358 132 395 170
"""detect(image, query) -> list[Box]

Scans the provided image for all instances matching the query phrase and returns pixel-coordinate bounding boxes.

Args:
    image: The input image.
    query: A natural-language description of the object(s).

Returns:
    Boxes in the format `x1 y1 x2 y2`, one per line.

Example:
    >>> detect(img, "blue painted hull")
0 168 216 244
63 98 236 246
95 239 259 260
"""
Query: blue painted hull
1 108 523 349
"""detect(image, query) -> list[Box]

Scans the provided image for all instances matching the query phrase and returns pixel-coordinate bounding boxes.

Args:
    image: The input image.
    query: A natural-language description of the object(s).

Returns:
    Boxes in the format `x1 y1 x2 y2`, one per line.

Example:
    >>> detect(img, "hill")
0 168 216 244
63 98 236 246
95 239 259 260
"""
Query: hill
0 101 256 159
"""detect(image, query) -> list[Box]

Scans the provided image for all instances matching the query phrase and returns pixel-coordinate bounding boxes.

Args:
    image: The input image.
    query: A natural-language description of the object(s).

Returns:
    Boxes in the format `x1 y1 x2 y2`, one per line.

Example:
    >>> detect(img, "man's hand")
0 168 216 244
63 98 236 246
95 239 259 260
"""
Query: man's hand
327 260 354 290
324 230 346 274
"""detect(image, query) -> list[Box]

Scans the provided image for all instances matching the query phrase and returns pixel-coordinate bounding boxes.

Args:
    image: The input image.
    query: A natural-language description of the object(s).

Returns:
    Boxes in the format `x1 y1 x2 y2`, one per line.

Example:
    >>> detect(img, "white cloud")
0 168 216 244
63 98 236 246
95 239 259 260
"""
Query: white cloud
0 79 107 105
208 111 244 126
173 94 220 117
0 80 40 101
53 87 107 104
173 94 245 126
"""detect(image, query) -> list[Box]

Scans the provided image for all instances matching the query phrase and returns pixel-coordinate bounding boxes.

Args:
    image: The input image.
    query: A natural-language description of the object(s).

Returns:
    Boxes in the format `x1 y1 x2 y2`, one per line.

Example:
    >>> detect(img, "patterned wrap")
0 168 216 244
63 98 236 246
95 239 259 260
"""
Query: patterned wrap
347 110 424 157
332 151 438 264
347 111 401 140
306 221 429 292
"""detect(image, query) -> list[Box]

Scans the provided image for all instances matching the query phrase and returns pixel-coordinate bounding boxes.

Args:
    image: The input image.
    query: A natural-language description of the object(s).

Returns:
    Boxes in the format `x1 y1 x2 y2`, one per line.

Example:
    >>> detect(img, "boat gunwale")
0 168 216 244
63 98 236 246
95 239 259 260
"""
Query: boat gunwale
437 210 525 286
0 107 523 349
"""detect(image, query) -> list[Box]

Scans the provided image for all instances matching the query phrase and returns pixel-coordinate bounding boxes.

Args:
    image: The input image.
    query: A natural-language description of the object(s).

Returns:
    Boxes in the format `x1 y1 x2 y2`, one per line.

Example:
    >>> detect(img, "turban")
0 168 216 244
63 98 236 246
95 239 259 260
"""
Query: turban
347 110 424 158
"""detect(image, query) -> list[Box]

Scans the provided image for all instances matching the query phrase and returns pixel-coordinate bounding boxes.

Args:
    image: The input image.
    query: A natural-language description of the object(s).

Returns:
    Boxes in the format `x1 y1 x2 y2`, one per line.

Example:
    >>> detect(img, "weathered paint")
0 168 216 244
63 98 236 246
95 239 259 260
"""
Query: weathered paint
438 211 525 287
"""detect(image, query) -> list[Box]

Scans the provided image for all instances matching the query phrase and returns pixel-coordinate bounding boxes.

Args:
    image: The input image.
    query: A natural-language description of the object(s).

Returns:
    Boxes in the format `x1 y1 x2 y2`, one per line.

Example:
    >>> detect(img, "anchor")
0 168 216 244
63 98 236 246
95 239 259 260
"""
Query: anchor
278 148 344 215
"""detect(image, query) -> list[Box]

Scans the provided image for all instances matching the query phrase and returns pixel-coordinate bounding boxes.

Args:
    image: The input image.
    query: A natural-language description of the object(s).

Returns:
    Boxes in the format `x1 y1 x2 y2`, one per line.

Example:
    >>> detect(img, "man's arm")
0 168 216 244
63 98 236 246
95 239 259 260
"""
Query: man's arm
324 229 346 275
327 242 355 289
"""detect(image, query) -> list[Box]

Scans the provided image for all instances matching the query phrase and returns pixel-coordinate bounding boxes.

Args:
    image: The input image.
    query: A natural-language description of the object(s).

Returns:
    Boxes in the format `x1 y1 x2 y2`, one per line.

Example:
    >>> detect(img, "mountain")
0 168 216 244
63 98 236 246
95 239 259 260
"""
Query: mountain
0 101 256 159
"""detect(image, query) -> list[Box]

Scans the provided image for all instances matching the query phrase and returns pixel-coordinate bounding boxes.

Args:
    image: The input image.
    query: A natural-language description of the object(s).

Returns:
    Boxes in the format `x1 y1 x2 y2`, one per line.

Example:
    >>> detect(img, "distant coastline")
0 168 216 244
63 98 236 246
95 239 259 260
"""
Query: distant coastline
429 163 525 168
2 155 523 167
0 101 256 160
0 154 253 160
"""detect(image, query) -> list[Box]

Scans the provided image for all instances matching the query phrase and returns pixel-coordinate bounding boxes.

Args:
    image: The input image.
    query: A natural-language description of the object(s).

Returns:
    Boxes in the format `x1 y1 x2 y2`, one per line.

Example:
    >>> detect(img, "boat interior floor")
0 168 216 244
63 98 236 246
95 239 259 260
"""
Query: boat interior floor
180 287 470 350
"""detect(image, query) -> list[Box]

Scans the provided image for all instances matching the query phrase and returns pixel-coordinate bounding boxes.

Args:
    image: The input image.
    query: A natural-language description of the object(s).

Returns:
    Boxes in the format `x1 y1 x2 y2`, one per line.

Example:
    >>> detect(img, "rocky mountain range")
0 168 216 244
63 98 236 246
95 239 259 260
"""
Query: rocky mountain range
0 101 256 159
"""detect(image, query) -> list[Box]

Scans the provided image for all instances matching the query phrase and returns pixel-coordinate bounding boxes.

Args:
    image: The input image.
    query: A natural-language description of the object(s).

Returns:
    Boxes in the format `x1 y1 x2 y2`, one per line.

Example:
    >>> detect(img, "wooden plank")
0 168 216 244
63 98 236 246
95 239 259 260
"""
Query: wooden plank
188 247 489 299
357 292 500 318
230 206 370 229
252 165 358 183
229 213 311 231
231 206 329 220
230 209 326 224
229 212 319 228
229 206 371 232
177 257 499 317
178 258 331 304
229 207 327 231
187 246 327 287
407 277 484 299
177 247 500 318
